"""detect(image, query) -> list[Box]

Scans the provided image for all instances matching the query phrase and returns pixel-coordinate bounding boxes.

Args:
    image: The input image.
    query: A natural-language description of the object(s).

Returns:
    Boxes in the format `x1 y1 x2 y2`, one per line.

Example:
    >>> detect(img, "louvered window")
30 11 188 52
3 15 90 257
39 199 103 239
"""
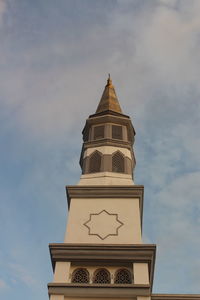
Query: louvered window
72 268 89 283
83 130 89 142
114 269 132 284
112 152 124 173
93 125 104 140
112 125 123 140
93 269 111 284
89 151 101 173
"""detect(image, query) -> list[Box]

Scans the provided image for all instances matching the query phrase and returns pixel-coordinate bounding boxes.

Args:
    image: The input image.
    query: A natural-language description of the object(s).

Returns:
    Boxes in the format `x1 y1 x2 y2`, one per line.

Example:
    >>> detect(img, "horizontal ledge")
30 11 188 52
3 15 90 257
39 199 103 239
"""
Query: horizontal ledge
79 172 133 180
48 283 150 288
49 243 156 250
88 111 131 119
66 185 144 199
152 295 200 300
49 243 156 262
83 139 133 150
48 283 150 297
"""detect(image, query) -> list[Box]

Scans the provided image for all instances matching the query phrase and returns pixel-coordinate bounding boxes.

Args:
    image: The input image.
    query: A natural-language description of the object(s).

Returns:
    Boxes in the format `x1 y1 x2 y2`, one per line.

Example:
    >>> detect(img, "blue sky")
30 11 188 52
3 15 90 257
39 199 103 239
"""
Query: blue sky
0 0 200 299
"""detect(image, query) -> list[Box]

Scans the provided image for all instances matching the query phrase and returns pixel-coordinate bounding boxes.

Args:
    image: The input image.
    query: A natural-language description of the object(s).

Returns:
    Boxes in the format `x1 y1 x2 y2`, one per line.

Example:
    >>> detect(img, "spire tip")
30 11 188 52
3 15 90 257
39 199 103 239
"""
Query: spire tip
107 73 112 87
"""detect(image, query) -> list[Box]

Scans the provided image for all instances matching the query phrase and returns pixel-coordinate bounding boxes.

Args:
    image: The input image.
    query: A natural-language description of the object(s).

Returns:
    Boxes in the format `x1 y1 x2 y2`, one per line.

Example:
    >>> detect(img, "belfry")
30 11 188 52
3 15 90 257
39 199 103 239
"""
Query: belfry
48 77 199 300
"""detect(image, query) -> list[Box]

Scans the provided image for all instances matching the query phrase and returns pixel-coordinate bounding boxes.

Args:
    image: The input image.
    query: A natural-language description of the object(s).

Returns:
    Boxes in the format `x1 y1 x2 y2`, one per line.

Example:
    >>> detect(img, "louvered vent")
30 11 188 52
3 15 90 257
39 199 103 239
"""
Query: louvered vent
112 152 124 173
89 151 101 173
83 130 89 142
112 125 123 140
94 125 104 140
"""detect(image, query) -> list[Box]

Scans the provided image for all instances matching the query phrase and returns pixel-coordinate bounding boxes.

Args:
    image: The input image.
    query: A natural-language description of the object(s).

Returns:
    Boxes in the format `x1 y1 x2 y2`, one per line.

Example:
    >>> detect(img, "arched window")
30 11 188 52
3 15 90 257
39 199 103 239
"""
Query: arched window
93 268 111 284
114 269 132 284
112 151 124 173
89 151 102 173
72 268 89 284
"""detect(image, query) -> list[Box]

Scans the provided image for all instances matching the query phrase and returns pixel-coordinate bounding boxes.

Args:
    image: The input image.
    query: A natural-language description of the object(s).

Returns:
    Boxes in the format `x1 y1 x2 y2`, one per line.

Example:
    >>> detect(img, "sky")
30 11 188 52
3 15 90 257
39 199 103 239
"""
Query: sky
0 0 200 299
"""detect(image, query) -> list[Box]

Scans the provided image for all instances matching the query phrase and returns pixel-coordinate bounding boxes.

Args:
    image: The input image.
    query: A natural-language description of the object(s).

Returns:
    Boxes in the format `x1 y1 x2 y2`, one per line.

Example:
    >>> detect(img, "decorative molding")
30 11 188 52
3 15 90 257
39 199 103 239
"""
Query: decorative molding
48 283 150 297
84 139 133 150
83 210 124 240
66 185 143 198
88 113 131 124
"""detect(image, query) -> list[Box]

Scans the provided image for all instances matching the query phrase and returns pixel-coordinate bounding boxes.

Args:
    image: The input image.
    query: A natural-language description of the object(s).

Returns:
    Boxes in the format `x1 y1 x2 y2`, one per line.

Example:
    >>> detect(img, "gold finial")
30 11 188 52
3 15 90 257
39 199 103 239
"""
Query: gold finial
107 73 112 86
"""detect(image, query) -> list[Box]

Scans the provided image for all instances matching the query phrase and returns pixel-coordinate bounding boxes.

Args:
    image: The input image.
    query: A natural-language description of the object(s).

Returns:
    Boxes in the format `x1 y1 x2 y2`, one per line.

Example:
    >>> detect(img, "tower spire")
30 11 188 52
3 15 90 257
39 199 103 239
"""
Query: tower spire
79 76 136 186
107 73 112 86
95 76 122 114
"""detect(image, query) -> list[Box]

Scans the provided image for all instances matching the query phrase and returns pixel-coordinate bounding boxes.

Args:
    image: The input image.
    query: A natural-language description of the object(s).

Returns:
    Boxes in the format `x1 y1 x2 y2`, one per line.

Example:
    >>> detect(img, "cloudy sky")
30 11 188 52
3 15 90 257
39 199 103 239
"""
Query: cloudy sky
0 0 200 299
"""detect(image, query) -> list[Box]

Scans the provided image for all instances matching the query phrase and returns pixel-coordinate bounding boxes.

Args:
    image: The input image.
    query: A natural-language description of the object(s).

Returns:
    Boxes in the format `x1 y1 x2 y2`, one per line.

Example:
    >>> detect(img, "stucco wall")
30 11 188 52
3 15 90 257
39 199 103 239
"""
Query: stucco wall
65 198 142 244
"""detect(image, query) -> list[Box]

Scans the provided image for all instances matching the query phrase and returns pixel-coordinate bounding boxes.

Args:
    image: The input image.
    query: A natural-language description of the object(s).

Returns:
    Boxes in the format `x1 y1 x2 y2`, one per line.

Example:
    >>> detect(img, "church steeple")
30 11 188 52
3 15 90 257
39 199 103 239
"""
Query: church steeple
96 75 122 114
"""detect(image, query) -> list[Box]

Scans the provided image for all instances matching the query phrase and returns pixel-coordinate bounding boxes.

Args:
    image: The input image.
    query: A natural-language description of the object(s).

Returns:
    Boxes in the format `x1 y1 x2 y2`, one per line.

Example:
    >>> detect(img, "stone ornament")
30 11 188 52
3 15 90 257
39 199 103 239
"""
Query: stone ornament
84 209 123 240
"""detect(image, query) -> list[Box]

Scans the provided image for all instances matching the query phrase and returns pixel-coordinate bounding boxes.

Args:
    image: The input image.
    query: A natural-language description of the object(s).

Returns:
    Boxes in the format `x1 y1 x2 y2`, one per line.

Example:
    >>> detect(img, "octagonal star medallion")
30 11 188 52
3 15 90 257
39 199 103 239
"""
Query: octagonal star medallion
83 210 124 240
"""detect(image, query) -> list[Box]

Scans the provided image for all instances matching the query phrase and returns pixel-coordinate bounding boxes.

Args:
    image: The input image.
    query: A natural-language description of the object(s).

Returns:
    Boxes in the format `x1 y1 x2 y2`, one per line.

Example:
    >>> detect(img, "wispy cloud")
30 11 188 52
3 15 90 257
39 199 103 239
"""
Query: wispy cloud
0 0 6 16
8 263 37 287
0 279 8 289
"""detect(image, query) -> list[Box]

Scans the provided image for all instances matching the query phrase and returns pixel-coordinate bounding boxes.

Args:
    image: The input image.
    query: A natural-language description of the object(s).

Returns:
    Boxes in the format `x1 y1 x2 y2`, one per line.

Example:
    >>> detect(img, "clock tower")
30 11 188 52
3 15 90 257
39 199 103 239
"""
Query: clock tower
48 76 156 300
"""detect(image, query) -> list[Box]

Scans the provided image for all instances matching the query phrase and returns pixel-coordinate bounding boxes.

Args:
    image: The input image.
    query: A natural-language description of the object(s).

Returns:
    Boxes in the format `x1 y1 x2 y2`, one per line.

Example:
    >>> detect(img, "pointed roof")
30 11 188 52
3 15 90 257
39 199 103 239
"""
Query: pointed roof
96 75 122 114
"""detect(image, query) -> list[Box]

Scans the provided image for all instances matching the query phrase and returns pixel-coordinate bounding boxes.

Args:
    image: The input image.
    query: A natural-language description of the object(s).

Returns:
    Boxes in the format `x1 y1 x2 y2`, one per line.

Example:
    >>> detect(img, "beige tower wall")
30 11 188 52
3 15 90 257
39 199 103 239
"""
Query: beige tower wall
78 172 134 185
133 263 149 284
65 198 142 244
50 296 64 300
53 262 71 283
64 298 135 300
